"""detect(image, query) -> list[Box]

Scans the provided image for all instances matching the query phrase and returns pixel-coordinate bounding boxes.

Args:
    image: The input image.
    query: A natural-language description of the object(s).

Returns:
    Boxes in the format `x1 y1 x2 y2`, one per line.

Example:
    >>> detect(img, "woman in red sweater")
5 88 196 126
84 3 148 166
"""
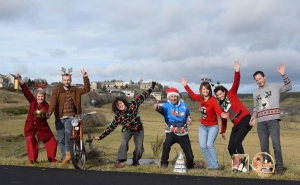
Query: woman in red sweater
181 77 227 170
16 73 57 164
213 61 252 158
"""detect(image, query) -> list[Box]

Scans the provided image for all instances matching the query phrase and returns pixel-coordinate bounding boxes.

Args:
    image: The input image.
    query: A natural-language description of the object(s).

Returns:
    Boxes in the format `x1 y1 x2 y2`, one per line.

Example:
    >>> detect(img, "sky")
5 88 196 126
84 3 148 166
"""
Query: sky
0 0 300 93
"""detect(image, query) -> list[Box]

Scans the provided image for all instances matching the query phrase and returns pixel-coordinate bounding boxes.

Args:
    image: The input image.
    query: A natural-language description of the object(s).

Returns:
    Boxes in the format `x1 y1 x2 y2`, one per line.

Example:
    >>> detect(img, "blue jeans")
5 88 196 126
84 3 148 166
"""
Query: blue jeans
55 117 73 159
257 119 283 170
199 124 219 169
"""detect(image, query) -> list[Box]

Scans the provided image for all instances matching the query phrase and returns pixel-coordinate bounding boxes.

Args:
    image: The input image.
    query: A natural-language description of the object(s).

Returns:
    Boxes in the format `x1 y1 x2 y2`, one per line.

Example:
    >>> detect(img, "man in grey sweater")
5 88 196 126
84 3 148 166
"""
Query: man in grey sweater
250 63 292 175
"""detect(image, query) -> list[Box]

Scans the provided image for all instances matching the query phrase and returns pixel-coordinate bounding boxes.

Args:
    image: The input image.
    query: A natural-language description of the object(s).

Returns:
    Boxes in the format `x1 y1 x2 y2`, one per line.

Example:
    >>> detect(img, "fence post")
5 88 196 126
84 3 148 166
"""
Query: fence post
87 134 93 150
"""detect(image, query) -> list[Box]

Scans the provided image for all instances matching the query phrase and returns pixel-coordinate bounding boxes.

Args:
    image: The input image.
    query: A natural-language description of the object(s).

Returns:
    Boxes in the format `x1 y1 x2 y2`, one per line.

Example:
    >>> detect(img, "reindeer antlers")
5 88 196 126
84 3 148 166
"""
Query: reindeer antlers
68 67 73 74
61 67 73 76
34 83 46 90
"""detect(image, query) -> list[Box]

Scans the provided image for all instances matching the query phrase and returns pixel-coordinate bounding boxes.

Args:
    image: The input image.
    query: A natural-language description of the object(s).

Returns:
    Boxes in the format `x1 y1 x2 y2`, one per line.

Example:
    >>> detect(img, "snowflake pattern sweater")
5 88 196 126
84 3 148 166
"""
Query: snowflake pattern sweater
99 82 156 140
252 74 292 122
184 85 226 127
220 71 250 134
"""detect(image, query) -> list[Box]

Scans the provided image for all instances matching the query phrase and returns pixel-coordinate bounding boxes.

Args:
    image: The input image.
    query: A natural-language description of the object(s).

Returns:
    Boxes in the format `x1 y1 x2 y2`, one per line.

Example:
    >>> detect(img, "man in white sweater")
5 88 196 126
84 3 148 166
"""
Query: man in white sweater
250 63 292 175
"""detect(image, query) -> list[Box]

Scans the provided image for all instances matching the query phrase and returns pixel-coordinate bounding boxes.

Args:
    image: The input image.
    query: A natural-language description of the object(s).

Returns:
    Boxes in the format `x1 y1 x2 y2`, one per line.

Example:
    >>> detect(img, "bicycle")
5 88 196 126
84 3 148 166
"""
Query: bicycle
70 111 96 169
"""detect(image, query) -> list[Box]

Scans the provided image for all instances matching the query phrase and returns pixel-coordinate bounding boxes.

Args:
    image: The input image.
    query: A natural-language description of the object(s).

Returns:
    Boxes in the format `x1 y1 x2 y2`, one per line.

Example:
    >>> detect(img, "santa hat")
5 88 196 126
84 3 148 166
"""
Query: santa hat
166 87 180 99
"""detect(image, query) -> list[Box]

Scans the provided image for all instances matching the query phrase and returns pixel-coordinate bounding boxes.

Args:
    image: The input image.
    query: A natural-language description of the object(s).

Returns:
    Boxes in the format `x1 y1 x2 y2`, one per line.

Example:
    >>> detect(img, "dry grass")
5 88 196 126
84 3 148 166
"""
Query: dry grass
0 89 300 180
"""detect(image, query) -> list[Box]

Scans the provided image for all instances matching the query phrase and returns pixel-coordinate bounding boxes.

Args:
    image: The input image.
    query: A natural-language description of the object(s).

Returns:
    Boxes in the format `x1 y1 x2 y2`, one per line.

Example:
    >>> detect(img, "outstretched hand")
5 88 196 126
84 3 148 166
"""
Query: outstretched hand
180 77 187 86
93 136 100 140
232 61 241 72
277 63 285 75
81 68 88 77
221 112 228 119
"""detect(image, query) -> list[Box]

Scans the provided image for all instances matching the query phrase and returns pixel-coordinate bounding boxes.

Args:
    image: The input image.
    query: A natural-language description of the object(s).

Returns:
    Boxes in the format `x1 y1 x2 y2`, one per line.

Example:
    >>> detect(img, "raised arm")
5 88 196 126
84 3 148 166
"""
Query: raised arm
229 61 241 94
180 77 202 101
277 63 292 93
16 73 35 103
79 69 90 94
135 80 156 108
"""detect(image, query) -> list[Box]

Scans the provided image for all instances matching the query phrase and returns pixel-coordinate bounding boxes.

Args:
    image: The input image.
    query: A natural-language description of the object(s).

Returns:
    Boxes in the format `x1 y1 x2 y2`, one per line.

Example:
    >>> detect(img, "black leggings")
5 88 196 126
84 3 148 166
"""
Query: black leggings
228 115 252 156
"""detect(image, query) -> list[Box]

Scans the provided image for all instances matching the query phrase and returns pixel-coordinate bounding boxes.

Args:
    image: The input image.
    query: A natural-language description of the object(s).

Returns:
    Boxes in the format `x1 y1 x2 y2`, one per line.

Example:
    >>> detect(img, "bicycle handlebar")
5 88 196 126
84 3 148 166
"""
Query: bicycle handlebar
76 111 96 120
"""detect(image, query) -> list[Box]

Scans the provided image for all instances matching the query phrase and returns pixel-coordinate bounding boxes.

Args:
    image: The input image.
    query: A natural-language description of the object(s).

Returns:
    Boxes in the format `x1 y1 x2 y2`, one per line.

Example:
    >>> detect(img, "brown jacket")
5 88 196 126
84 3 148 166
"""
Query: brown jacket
49 76 90 120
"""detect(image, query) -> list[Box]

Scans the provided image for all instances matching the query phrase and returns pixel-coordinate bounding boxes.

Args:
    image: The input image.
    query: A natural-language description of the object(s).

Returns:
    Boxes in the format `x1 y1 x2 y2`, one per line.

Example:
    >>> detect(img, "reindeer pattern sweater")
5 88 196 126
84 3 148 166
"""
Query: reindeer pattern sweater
252 74 292 122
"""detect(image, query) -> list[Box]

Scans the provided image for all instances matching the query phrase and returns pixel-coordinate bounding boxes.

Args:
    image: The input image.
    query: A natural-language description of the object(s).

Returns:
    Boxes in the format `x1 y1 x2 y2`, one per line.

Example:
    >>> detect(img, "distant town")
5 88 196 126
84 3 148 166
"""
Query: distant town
0 73 164 100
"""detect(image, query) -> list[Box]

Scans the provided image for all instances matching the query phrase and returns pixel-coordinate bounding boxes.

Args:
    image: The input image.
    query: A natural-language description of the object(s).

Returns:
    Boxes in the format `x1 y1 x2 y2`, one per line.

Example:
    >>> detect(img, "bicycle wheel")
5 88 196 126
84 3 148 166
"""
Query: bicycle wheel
70 139 87 170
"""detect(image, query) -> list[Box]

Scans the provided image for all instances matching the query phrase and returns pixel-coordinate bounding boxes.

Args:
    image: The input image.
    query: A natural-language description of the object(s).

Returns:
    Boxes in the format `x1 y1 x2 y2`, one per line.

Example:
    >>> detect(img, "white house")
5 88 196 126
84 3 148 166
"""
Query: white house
5 74 16 86
151 92 162 100
121 90 135 98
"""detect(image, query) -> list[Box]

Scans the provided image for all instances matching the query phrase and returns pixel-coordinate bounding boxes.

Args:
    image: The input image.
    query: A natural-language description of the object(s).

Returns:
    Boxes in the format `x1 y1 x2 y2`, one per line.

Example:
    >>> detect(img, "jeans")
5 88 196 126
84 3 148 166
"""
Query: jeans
55 117 73 159
117 129 144 165
199 124 219 169
161 132 194 169
257 119 283 170
228 115 252 156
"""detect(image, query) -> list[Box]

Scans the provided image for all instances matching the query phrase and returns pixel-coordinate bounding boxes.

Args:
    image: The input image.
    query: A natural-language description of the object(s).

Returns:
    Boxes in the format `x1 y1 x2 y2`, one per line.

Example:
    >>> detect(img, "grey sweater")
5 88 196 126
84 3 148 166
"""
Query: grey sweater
252 74 292 122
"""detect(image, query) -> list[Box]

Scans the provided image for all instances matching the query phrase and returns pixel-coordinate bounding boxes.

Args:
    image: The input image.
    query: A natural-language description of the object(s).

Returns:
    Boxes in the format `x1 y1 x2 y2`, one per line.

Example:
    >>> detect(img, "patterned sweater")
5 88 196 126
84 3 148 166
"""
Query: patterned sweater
156 99 190 136
220 71 250 134
99 82 156 140
252 74 292 122
184 85 226 127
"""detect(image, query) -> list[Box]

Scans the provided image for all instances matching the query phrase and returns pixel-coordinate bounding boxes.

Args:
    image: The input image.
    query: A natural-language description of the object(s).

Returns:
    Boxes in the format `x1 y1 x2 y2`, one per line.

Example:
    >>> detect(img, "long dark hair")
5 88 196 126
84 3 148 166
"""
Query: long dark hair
213 85 228 105
112 96 129 114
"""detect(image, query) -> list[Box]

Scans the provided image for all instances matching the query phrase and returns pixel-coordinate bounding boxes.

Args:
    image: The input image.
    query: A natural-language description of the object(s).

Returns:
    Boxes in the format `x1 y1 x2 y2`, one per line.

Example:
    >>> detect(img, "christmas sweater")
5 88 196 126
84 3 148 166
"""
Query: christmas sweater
156 99 190 136
99 82 156 140
184 85 226 127
252 74 292 122
220 71 250 134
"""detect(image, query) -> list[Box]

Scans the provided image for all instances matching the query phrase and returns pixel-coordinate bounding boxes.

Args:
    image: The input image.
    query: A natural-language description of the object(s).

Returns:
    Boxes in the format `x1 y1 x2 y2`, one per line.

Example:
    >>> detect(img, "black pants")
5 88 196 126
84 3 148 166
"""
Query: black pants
161 132 194 169
228 114 252 156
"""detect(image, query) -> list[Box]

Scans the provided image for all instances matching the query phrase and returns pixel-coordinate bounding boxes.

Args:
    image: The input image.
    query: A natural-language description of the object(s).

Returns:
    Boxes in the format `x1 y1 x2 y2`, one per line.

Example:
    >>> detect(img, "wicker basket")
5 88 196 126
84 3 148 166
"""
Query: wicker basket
251 152 275 178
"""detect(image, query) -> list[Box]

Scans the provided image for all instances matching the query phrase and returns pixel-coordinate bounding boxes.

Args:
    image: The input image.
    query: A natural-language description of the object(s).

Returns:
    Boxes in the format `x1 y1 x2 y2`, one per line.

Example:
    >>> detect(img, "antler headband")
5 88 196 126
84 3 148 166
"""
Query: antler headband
34 83 46 90
201 78 213 82
61 67 73 76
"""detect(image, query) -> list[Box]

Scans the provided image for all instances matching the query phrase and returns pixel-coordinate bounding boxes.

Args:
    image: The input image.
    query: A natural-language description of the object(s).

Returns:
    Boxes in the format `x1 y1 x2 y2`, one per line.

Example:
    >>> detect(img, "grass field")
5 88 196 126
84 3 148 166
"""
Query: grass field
0 89 299 181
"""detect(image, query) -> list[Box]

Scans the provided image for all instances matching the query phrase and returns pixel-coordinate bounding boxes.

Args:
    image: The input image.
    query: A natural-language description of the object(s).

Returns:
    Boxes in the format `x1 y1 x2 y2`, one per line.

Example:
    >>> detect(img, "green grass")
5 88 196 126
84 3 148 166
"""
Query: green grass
0 90 300 180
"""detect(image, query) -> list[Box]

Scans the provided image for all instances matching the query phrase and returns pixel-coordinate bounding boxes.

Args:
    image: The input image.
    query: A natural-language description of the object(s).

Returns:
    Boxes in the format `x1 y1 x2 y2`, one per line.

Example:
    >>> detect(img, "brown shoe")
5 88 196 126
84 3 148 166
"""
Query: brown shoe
60 151 71 164
114 161 123 168
27 160 33 165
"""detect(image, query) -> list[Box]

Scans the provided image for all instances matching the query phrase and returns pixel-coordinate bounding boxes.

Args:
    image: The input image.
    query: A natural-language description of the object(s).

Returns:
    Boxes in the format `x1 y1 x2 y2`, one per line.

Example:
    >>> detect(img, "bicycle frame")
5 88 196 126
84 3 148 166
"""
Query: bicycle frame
70 111 96 169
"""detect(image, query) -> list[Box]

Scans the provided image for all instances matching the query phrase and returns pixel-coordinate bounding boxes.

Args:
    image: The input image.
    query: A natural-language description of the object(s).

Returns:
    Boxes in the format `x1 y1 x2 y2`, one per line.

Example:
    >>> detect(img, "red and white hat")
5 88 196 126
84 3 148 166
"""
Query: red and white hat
166 87 180 99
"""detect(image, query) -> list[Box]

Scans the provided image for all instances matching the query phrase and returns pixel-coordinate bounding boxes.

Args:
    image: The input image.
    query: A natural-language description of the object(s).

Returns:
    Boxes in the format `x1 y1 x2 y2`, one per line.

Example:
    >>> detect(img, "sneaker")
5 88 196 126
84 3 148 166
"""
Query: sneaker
208 168 220 171
132 161 140 166
277 169 284 175
160 163 168 168
114 161 123 168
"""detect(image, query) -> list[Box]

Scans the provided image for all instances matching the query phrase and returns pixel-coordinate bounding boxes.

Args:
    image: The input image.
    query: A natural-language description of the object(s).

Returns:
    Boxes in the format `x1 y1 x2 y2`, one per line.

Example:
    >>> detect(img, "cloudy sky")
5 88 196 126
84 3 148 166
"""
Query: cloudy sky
1 0 299 93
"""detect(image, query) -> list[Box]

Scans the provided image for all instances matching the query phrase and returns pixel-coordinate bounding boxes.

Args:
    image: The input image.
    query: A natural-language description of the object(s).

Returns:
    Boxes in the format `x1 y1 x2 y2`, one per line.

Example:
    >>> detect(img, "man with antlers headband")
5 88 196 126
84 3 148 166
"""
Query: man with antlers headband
47 67 90 164
16 73 57 164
